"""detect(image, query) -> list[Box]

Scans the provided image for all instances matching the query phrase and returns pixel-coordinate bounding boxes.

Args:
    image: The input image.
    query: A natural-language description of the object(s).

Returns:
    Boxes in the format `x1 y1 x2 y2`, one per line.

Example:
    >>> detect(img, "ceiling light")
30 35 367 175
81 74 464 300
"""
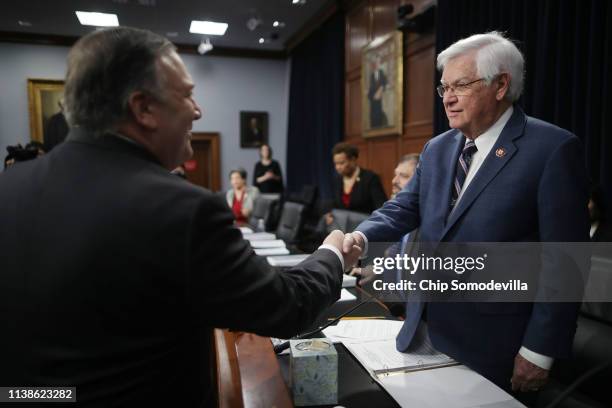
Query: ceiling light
246 17 262 31
18 20 32 27
292 0 300 4
75 11 119 27
258 38 265 44
189 20 228 36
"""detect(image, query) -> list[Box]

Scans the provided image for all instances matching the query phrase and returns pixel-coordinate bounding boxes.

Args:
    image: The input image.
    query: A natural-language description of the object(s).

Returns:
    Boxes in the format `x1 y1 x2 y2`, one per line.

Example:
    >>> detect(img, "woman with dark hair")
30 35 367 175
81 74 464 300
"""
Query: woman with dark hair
253 144 283 193
226 168 259 223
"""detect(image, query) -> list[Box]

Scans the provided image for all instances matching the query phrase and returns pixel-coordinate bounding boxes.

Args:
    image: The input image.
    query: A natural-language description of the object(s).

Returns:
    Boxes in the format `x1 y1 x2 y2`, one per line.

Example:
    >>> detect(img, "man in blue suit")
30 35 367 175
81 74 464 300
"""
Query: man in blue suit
343 32 589 395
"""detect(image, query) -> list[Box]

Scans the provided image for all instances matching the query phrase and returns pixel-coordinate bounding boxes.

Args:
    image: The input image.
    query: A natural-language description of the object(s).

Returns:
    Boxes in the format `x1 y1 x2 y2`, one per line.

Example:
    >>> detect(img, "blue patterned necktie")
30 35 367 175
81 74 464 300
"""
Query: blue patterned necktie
450 138 478 209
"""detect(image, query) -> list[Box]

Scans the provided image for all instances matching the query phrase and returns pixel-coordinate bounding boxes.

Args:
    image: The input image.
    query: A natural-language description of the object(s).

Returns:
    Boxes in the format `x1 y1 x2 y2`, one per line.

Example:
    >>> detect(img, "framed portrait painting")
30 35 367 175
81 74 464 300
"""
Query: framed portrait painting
361 32 403 137
27 78 65 143
240 111 268 148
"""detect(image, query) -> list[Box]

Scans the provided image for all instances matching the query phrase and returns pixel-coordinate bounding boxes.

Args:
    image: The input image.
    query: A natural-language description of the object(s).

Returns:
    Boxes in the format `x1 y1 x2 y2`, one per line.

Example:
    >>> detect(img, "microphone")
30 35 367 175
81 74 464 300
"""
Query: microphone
273 289 378 354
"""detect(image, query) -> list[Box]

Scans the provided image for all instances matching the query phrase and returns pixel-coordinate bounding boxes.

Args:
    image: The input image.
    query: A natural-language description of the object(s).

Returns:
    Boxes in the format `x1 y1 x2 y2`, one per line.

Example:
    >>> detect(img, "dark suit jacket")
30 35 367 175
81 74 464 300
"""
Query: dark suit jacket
332 168 387 215
356 107 590 388
0 129 343 407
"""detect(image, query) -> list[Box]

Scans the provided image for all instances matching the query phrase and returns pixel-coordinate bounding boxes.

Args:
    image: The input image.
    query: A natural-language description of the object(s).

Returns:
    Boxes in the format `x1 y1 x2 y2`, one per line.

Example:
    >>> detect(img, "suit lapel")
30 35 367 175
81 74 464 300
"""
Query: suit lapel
441 107 528 239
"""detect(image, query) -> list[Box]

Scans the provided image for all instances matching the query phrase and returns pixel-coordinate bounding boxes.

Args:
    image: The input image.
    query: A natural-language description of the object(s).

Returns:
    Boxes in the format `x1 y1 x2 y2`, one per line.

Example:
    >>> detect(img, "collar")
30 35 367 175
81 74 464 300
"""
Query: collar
66 127 162 166
469 105 514 151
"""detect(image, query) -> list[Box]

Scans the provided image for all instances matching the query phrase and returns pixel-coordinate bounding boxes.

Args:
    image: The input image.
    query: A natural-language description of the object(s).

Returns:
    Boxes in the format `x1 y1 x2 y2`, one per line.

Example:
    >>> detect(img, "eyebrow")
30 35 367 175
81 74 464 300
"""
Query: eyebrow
440 76 471 85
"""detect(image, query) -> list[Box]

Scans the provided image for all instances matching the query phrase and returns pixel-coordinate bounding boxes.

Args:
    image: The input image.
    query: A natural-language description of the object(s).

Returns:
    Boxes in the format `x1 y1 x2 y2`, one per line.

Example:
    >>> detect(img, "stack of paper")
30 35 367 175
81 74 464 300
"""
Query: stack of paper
322 319 404 343
249 239 286 249
243 232 276 241
238 226 254 234
267 254 310 267
254 247 290 256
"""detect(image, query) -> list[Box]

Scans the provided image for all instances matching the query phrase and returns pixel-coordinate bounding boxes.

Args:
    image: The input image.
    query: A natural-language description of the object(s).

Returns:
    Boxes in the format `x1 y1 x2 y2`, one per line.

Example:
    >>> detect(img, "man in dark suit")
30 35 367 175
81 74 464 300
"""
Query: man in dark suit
342 32 589 395
0 27 360 407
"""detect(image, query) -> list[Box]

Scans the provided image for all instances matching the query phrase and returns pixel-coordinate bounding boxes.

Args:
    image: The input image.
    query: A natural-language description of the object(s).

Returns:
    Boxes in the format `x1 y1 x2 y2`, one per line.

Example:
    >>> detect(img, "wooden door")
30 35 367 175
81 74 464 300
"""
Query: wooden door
185 132 221 192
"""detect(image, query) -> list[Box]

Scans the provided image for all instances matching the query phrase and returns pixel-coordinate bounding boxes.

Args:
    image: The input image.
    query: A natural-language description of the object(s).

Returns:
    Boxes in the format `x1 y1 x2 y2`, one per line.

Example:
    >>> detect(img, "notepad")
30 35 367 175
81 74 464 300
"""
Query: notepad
254 247 290 256
249 239 286 248
343 323 456 378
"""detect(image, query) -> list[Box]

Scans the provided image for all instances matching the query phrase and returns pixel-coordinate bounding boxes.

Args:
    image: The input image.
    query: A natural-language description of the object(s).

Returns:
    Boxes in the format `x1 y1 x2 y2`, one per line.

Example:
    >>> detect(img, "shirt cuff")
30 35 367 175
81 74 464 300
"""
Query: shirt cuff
318 244 345 272
354 231 369 259
519 346 554 370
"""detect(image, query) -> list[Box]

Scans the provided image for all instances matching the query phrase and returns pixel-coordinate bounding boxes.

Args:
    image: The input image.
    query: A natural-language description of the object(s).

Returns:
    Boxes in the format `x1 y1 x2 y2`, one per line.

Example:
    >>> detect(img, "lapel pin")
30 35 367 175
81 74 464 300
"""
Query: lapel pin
495 147 506 158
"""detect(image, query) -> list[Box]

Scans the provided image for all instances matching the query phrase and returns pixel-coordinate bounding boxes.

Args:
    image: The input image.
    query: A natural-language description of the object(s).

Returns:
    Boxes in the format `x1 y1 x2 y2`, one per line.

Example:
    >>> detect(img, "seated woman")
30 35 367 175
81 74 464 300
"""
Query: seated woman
253 144 284 194
226 168 259 224
330 142 386 212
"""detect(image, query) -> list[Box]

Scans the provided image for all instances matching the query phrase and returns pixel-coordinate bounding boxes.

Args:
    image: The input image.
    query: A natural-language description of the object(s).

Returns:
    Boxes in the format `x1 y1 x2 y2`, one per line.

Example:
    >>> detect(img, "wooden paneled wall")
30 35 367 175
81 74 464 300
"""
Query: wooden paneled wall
344 0 436 197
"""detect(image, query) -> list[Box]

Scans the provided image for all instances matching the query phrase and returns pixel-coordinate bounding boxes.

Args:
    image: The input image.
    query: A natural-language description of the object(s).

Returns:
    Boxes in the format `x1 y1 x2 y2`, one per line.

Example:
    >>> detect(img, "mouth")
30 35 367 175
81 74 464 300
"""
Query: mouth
446 110 462 118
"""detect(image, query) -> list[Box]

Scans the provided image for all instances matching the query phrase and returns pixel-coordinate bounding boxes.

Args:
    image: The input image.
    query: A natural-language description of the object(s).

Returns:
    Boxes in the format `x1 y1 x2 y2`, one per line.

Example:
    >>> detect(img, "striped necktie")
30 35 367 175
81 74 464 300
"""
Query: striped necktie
450 138 478 208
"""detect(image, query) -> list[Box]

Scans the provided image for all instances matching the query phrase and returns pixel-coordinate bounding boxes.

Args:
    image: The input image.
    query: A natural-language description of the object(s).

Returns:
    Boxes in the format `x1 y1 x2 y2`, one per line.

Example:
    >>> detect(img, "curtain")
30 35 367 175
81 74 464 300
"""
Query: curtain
434 0 612 222
286 11 345 198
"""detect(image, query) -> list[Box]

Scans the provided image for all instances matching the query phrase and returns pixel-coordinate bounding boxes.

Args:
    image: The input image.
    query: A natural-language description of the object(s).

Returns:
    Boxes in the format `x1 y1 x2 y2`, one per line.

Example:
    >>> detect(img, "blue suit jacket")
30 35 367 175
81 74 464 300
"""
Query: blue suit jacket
357 106 590 387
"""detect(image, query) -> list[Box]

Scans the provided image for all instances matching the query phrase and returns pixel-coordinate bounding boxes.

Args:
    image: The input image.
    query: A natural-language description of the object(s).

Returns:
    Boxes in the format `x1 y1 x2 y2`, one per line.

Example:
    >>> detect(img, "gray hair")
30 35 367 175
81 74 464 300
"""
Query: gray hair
64 27 176 134
436 31 524 102
399 153 419 166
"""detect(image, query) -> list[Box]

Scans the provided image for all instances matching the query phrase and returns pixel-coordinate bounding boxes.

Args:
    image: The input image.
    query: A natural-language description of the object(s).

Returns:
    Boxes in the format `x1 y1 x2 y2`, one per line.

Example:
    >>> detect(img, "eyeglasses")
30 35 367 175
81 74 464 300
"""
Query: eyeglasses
436 78 485 98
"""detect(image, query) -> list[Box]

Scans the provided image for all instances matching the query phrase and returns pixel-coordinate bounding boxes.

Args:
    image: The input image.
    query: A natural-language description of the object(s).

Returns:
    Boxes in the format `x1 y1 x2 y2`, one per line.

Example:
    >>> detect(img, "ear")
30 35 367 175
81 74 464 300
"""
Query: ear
495 73 510 101
126 91 158 130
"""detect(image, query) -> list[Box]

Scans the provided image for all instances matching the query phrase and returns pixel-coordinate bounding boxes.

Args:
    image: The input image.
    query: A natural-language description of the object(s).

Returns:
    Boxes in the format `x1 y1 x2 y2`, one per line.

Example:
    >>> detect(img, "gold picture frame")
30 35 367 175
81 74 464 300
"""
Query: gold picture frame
27 78 65 143
361 32 403 138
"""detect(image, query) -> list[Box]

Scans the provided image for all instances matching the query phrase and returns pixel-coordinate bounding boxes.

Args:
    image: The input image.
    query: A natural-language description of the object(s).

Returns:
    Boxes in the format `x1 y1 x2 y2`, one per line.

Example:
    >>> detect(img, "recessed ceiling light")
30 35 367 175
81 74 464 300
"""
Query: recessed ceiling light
273 21 279 27
292 0 306 4
75 11 119 27
189 20 228 36
258 37 265 44
18 20 32 27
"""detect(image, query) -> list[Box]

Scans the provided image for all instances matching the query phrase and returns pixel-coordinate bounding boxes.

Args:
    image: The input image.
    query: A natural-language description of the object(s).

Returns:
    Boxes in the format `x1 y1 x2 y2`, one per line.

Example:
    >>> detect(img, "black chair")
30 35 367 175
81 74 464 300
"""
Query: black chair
248 196 280 231
327 209 370 233
276 201 306 244
536 255 612 408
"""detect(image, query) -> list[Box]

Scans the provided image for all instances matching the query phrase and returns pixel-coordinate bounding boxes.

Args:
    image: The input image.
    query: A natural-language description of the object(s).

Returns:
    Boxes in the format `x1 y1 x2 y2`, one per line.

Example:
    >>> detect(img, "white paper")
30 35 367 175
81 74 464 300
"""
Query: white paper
322 319 404 343
343 323 455 375
338 288 357 302
378 365 524 408
254 247 290 256
239 226 254 234
267 254 310 267
244 232 276 241
249 239 286 248
342 274 357 288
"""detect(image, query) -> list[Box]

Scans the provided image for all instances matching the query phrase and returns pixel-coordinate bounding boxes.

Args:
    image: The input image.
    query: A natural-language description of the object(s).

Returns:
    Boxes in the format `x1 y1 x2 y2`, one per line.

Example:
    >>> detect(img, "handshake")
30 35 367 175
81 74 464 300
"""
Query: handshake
322 230 365 273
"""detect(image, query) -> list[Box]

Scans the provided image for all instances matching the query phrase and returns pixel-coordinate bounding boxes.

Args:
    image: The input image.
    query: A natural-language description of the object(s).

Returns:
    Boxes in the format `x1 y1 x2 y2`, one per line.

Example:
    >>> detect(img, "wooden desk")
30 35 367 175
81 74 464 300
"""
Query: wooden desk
214 287 392 408
214 329 292 408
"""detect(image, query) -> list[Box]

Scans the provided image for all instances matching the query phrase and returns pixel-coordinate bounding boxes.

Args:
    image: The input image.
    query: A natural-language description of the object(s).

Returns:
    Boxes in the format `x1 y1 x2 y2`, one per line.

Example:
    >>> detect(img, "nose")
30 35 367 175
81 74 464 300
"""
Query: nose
193 100 203 120
442 91 457 106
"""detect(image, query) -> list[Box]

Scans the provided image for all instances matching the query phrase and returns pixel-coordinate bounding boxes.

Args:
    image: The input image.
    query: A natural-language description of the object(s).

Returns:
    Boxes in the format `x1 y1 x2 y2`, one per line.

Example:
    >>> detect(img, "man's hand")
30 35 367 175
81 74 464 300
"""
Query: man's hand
324 212 334 226
510 353 549 392
349 264 376 285
323 230 362 272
